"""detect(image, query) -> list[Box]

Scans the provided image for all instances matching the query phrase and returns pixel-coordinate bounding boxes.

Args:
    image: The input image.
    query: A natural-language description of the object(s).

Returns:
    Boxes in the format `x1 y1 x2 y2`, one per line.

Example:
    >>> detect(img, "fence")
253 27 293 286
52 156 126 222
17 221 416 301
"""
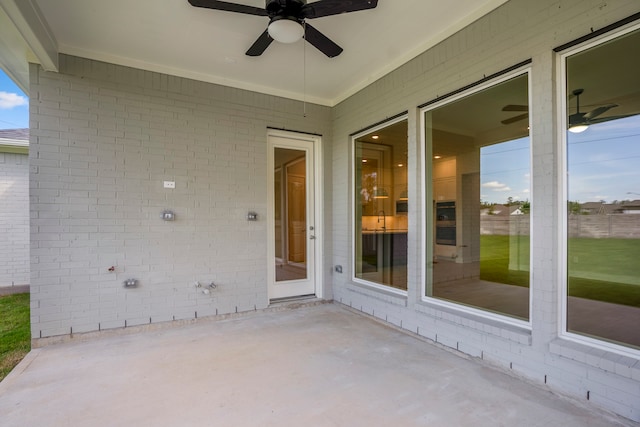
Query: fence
480 214 640 238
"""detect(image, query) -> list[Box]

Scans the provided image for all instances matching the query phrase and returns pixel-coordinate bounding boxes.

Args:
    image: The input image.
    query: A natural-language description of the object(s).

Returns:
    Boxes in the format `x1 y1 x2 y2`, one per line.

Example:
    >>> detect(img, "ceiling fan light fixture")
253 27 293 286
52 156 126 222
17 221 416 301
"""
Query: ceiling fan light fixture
268 18 304 43
568 123 589 133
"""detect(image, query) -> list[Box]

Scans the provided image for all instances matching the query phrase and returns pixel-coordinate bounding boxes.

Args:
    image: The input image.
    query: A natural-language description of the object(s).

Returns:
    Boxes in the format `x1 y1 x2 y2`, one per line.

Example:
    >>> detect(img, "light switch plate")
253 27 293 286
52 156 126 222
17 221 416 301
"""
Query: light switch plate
164 181 175 189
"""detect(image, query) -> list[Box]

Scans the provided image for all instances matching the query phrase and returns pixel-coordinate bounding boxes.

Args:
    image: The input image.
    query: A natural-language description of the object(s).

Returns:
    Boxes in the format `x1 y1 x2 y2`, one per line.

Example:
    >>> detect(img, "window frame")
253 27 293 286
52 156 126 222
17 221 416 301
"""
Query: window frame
419 66 533 329
557 21 640 358
351 114 409 296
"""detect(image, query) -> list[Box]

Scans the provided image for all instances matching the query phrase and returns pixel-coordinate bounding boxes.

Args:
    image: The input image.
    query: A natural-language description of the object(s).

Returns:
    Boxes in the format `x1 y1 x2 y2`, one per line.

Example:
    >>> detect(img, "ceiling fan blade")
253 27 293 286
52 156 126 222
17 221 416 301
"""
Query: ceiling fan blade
304 23 343 57
501 113 528 125
502 104 528 112
583 104 618 120
302 0 378 19
586 113 637 125
188 0 267 16
246 29 274 56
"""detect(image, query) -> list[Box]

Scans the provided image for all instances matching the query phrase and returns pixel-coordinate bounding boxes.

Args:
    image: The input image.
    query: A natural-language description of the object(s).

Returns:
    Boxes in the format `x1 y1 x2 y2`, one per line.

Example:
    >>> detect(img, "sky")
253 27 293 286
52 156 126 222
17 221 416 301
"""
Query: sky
0 70 29 129
566 116 640 203
480 137 530 205
480 115 640 205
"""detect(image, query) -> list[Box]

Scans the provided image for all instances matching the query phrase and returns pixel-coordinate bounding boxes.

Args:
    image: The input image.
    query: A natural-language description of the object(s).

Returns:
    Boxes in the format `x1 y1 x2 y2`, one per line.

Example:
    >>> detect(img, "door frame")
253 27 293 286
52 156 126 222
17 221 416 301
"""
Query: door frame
267 129 323 301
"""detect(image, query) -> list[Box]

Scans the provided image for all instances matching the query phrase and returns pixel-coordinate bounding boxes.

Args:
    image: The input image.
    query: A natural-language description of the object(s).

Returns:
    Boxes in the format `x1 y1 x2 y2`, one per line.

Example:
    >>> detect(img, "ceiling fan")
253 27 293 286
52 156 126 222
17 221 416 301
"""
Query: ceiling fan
568 88 620 133
500 88 632 129
501 104 528 125
188 0 379 57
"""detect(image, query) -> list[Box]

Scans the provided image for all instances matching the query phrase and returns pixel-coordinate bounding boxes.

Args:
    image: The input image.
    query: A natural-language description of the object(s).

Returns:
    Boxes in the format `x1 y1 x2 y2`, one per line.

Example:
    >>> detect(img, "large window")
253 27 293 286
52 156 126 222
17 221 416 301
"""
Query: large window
354 118 408 291
424 72 530 321
564 27 640 350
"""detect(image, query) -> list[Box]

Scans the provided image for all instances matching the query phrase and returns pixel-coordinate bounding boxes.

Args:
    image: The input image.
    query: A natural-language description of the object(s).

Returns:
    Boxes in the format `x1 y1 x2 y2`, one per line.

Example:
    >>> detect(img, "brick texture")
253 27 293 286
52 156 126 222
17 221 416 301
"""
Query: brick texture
29 56 332 338
0 152 29 286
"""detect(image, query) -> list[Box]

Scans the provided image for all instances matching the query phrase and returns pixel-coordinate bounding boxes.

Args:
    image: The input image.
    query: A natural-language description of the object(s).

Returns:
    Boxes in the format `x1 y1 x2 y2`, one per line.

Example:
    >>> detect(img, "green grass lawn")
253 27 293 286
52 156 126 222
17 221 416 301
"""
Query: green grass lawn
0 293 30 382
480 235 640 307
567 237 640 306
480 235 530 287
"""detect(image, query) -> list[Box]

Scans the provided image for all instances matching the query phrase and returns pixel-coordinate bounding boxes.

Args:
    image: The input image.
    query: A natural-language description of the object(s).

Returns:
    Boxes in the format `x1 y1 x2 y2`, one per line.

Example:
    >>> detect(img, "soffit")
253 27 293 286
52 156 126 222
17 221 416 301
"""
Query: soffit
30 0 508 106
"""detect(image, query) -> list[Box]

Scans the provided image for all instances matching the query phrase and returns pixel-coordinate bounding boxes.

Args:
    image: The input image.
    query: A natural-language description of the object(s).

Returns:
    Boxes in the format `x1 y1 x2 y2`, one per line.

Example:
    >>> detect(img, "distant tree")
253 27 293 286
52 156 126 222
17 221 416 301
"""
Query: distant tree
480 201 494 209
506 196 514 206
521 200 530 214
568 200 582 215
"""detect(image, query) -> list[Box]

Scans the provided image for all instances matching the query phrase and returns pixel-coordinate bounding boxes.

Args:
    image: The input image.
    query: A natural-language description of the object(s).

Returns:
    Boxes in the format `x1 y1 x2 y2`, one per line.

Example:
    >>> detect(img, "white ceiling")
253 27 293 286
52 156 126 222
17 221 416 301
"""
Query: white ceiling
1 0 509 106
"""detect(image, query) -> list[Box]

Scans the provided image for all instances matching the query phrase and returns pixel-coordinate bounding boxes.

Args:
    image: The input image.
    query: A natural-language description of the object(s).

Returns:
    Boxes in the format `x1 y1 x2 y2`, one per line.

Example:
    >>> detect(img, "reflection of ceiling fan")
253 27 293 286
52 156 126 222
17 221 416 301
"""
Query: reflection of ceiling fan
500 88 633 129
568 88 619 132
501 104 528 125
188 0 378 57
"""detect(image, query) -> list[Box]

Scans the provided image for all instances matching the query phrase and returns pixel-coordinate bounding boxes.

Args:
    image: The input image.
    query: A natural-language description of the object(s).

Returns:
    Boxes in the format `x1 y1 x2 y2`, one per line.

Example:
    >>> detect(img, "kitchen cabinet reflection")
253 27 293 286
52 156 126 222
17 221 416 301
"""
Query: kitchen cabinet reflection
360 229 407 290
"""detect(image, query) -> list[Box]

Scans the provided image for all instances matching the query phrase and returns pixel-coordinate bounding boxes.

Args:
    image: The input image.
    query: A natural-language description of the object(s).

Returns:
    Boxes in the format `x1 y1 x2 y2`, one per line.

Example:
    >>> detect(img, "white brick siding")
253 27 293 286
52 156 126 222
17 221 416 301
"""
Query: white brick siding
29 56 332 338
0 152 29 286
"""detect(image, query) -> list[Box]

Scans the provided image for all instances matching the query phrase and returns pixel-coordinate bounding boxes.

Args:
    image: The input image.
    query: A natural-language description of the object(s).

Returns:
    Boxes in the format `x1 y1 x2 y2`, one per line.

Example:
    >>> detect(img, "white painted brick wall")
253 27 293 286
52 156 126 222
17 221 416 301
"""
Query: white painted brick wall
0 152 29 286
29 55 332 338
331 0 640 422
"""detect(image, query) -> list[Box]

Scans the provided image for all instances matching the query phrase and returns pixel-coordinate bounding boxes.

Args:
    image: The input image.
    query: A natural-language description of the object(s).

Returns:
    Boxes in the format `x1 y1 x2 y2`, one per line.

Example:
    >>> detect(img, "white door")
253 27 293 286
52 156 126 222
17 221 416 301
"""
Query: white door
268 131 320 300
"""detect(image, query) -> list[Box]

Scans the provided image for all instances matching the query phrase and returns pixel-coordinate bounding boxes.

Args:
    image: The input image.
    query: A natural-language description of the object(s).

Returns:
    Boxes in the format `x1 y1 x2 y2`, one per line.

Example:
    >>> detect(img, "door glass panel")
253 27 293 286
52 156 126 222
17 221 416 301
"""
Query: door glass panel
274 148 307 282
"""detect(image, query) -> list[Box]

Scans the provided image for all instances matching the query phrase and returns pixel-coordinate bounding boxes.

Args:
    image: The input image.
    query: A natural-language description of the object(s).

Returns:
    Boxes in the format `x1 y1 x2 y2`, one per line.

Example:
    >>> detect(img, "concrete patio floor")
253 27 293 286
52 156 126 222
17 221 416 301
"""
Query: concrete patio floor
0 303 635 426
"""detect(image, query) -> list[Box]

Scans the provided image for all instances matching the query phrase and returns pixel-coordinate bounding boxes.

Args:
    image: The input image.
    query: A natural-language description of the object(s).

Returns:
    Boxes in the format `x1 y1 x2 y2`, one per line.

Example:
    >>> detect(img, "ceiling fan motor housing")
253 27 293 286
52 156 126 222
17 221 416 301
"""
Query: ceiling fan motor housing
266 0 305 18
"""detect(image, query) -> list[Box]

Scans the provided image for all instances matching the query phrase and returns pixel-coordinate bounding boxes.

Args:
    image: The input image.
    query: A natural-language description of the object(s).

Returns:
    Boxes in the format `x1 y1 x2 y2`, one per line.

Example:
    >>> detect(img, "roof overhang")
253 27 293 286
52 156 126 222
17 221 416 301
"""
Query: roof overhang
0 0 58 94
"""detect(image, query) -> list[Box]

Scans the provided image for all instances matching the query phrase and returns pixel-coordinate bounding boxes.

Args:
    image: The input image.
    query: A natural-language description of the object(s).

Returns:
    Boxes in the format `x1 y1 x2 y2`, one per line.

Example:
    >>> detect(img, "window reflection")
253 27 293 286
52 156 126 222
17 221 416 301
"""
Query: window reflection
425 73 530 320
354 119 408 291
565 28 640 349
274 148 307 282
